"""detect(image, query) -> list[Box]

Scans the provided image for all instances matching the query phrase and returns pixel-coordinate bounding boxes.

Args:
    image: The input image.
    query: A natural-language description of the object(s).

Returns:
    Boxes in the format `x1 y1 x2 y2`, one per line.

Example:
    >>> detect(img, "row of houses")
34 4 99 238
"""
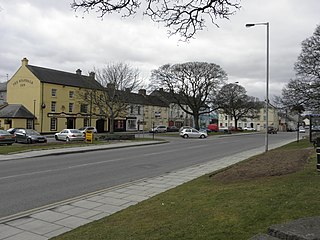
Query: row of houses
0 58 281 134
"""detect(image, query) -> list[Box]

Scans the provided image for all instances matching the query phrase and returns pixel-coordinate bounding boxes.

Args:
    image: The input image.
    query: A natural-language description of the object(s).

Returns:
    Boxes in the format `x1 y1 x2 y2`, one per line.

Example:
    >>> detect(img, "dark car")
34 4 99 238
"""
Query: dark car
267 127 278 134
0 130 16 145
167 126 179 132
15 129 47 144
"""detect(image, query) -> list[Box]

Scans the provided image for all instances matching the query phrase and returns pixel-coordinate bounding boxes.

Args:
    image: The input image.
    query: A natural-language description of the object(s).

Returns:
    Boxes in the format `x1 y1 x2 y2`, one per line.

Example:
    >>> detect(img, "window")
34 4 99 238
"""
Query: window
69 91 74 99
128 119 136 130
80 104 88 113
50 118 57 131
83 118 89 127
51 89 57 97
69 103 74 112
51 101 56 112
130 105 134 114
138 106 141 115
225 115 228 120
27 119 33 129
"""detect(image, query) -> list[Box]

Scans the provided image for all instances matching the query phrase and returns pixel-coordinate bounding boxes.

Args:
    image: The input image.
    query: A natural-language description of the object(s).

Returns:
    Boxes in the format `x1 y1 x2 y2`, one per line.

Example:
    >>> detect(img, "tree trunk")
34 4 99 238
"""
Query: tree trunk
194 113 200 130
109 111 115 134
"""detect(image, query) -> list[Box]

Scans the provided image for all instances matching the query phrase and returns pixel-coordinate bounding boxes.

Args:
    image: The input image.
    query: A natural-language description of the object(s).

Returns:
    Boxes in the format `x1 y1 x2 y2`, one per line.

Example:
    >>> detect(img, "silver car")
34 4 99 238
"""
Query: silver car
15 129 47 144
180 128 208 139
55 129 85 142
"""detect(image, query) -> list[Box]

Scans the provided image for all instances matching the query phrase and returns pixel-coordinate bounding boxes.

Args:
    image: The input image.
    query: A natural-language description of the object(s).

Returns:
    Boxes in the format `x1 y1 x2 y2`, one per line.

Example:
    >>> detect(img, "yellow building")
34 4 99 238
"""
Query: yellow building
4 58 107 133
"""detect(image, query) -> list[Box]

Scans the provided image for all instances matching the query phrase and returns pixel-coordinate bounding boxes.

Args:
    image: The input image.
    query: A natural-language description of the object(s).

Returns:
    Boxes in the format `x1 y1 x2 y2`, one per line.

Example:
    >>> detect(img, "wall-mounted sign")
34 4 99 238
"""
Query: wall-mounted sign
12 79 34 87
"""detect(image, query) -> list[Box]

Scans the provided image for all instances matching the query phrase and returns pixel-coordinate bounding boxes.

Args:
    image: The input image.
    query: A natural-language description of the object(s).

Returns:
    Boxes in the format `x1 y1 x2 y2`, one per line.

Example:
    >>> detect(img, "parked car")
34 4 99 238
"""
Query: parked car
167 126 179 132
207 124 219 132
180 128 208 139
299 127 306 133
78 126 98 134
15 129 47 144
7 128 19 135
149 125 167 133
179 126 192 132
0 130 16 145
55 129 85 142
243 127 256 131
267 127 278 134
218 127 231 134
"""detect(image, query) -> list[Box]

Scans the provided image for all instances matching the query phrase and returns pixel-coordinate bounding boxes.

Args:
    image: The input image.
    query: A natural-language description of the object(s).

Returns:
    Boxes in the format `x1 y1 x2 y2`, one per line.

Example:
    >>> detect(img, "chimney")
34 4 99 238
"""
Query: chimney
89 72 95 80
138 89 146 96
76 69 82 75
21 57 29 66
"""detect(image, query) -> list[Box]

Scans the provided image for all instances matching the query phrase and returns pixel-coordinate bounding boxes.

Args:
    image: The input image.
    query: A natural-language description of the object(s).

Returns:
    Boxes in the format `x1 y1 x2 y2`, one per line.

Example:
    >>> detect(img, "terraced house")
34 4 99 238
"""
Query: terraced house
0 58 170 133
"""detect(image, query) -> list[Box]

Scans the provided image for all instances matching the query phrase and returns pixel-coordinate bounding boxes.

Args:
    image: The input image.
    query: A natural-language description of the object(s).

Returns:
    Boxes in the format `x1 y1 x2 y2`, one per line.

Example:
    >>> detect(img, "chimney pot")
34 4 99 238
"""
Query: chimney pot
76 69 82 75
21 57 29 66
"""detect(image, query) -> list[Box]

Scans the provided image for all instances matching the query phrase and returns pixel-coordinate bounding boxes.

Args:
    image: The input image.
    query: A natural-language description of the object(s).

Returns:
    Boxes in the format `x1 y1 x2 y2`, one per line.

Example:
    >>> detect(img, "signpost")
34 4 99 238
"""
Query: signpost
85 130 93 143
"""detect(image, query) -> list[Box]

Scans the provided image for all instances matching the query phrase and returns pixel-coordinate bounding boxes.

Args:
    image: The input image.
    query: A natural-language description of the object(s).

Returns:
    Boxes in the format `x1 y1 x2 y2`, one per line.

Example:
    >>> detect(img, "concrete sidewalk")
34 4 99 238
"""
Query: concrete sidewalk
0 139 295 240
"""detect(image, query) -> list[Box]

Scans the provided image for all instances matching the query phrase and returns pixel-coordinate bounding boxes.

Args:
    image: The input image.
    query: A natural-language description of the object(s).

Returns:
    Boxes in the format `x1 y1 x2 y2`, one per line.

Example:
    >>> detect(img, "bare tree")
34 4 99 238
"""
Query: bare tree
79 62 141 133
71 0 241 40
216 83 262 129
281 24 320 112
150 62 227 129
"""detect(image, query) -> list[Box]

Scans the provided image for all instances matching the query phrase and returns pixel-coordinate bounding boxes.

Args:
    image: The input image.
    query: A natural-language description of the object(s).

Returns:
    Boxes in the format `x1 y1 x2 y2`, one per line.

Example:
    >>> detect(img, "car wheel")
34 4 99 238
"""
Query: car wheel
66 137 70 142
200 134 205 139
27 138 32 144
183 134 189 138
55 135 59 141
7 143 13 145
155 130 158 133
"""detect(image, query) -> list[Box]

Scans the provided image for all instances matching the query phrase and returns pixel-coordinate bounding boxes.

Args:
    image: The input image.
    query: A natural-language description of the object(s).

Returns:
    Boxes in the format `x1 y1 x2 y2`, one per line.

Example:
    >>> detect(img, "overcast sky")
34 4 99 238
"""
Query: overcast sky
0 0 319 100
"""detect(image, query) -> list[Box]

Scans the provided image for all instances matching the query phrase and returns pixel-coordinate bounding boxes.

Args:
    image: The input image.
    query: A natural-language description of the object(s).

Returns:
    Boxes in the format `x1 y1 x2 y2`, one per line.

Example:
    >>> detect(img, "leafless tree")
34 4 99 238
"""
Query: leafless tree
78 62 141 133
150 62 227 129
216 83 262 129
281 24 320 112
71 0 241 40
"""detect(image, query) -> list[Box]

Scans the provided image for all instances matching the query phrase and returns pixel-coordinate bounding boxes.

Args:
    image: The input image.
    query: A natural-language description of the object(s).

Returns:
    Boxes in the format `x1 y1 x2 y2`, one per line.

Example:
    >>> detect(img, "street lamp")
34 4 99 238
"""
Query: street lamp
246 22 270 152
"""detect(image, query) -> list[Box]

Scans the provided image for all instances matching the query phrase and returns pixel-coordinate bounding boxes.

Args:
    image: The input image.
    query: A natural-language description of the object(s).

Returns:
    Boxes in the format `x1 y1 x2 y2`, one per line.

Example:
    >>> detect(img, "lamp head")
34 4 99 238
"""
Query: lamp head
245 23 255 27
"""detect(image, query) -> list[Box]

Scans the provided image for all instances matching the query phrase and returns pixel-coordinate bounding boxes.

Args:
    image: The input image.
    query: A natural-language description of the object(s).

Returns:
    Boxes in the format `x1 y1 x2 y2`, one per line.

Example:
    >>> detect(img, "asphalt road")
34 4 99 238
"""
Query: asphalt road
0 132 298 218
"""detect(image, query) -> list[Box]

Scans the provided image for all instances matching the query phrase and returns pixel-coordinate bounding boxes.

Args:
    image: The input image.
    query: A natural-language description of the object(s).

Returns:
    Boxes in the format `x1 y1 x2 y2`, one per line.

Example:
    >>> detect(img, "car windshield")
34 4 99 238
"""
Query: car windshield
25 129 40 135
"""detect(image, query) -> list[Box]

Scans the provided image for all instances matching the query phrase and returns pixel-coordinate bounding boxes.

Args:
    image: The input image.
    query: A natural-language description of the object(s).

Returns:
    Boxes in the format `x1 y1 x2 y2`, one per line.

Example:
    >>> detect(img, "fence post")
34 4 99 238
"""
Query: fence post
316 138 320 171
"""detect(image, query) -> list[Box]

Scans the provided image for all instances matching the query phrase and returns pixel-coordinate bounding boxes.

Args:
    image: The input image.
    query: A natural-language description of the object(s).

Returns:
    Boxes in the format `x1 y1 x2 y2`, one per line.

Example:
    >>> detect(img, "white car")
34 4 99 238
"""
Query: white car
243 127 256 131
55 129 85 142
180 128 208 139
299 127 306 133
149 125 167 133
78 126 97 134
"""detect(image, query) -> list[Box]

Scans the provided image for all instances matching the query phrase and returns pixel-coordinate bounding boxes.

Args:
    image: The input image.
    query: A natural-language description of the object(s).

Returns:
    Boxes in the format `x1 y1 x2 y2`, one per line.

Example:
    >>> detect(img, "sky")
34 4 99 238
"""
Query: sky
0 0 319 101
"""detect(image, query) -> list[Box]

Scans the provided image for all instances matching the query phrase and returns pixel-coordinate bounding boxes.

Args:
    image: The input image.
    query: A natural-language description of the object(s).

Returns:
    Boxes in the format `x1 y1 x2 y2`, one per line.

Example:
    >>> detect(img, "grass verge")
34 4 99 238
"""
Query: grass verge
0 138 159 155
52 139 319 240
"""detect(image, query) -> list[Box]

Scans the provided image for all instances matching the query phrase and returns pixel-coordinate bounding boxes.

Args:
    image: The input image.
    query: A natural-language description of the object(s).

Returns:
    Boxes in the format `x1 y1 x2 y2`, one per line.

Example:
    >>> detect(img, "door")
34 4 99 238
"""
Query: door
67 118 75 129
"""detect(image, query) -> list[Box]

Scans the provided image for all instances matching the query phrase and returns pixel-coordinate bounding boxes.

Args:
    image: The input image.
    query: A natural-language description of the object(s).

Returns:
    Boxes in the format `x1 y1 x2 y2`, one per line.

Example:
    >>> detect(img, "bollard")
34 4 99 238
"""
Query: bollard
317 138 320 171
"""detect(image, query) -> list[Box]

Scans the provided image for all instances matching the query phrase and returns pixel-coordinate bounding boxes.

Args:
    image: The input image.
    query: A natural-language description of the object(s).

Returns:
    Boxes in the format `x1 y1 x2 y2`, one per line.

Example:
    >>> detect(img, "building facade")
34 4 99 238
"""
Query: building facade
4 58 107 133
218 105 280 131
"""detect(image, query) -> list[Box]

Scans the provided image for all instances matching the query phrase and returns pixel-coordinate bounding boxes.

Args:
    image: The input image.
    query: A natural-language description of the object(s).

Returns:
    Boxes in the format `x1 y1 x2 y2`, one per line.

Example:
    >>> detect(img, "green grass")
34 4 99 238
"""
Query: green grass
0 138 159 155
52 140 320 240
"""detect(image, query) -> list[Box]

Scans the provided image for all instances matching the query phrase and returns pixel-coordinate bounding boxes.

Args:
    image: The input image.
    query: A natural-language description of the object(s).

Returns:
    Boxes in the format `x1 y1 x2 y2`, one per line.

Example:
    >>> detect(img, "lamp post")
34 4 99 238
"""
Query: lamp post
246 22 269 152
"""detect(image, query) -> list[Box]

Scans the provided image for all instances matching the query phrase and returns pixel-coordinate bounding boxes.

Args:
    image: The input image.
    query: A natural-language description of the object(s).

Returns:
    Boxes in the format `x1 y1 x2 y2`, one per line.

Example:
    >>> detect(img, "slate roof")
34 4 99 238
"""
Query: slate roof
0 104 34 118
126 91 169 107
27 65 104 90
